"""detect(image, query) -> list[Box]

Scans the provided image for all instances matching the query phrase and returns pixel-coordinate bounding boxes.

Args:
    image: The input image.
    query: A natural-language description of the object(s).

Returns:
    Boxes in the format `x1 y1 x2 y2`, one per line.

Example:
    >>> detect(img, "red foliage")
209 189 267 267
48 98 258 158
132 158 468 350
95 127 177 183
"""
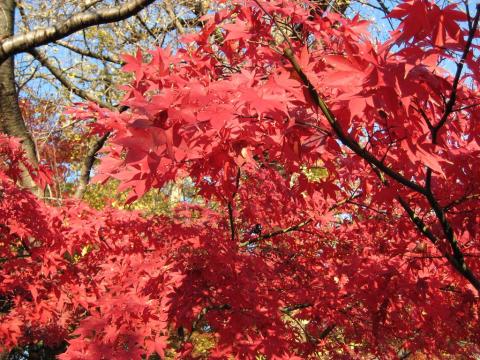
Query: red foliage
2 0 480 358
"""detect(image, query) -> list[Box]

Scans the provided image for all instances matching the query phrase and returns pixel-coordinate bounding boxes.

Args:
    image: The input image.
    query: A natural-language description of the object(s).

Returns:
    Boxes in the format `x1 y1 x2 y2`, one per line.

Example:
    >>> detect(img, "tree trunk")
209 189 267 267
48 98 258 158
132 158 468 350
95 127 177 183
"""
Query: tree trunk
0 0 39 193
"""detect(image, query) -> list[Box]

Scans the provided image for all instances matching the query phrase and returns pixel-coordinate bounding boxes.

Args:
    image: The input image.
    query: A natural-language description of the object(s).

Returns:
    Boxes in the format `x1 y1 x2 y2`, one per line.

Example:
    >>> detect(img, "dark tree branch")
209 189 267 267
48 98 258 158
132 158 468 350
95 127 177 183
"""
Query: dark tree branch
0 0 156 65
413 104 434 131
283 48 426 195
74 100 129 199
425 4 480 194
416 4 480 291
227 168 241 241
444 193 480 212
282 302 312 313
240 192 362 247
74 132 110 199
318 324 336 339
283 36 480 290
55 40 124 65
240 219 313 247
423 192 480 290
432 4 480 138
188 303 232 339
227 201 235 240
375 0 395 30
424 4 479 190
452 102 480 112
371 165 480 291
135 14 157 40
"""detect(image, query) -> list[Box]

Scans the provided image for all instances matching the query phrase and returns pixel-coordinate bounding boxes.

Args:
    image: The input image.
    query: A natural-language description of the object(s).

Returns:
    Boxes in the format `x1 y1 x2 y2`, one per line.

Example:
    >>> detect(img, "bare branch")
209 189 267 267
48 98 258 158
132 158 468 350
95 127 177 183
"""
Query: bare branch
164 0 185 35
135 14 157 40
0 0 156 64
29 48 113 109
55 40 124 65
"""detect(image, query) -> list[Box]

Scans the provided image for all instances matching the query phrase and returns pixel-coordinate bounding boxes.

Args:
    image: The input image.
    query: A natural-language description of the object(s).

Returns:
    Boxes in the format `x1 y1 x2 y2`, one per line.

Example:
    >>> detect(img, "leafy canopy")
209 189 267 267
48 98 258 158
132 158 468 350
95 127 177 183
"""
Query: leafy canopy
2 0 480 359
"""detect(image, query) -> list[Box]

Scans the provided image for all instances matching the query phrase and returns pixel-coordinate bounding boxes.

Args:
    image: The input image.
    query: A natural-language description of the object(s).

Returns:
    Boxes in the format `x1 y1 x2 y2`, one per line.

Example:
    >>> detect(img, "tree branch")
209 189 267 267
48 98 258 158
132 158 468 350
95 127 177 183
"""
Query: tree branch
240 219 313 247
282 35 480 291
55 40 124 65
135 14 157 40
432 4 480 138
371 165 480 291
0 0 156 64
73 132 110 199
27 48 128 199
227 168 241 241
29 48 113 109
444 193 480 212
283 48 426 195
416 4 480 291
164 0 185 35
424 192 480 290
424 4 480 194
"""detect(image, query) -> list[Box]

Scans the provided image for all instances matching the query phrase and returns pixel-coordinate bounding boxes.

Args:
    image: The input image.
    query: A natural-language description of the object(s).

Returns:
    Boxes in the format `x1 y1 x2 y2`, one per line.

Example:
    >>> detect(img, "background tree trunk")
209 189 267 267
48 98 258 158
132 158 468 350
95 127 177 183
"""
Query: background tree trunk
0 0 39 193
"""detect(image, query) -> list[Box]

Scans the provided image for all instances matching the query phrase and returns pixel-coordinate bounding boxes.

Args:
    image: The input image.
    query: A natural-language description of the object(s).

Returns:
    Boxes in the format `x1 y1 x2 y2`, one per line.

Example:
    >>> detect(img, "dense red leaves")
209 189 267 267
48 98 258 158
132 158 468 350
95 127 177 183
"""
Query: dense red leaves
2 0 480 358
0 134 52 190
389 1 468 47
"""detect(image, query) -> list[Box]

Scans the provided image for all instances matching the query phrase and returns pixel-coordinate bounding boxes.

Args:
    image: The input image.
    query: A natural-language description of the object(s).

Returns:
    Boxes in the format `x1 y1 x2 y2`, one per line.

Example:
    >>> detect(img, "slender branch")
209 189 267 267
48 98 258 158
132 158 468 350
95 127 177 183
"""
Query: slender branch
164 0 185 35
240 191 363 247
281 302 334 342
371 165 480 291
0 0 155 64
375 0 394 29
16 62 41 91
227 201 235 241
55 40 124 65
452 103 480 112
135 14 157 40
444 193 480 212
424 4 480 195
396 196 438 245
252 0 294 50
346 200 387 216
28 47 127 199
283 48 426 195
29 48 113 109
318 324 336 339
413 104 433 131
432 4 480 138
424 192 480 290
417 4 480 291
463 0 472 31
0 253 31 264
28 46 134 199
240 219 312 247
227 168 241 241
282 302 312 313
79 0 104 12
255 2 480 290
